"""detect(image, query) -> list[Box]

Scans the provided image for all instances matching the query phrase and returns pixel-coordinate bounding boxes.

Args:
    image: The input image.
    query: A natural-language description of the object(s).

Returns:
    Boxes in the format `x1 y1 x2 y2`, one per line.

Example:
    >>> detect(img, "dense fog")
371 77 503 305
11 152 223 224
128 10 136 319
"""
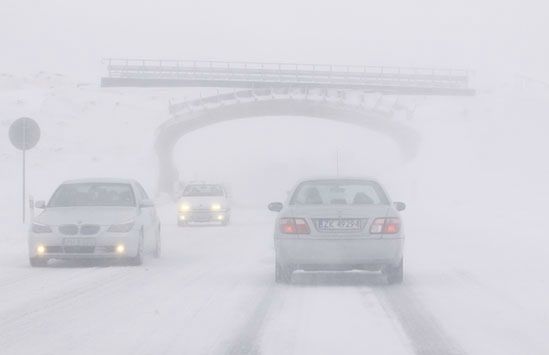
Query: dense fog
0 1 548 355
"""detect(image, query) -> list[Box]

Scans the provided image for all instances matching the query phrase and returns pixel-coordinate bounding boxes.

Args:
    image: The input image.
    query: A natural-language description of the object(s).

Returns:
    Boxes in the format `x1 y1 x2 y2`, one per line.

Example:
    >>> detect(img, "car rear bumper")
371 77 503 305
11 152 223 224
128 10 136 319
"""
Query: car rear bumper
275 236 403 268
28 231 140 259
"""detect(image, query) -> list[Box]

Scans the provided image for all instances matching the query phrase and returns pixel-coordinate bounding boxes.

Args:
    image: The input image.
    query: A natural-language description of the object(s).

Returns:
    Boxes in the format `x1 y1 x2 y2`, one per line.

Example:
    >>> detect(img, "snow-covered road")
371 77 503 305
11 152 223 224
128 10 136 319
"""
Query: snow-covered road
1 75 549 355
0 206 498 355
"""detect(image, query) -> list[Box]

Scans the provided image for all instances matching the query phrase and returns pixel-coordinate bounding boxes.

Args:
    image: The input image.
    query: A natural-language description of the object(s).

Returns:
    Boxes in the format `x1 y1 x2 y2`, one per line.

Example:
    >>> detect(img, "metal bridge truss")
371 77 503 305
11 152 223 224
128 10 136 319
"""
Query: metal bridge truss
102 58 474 96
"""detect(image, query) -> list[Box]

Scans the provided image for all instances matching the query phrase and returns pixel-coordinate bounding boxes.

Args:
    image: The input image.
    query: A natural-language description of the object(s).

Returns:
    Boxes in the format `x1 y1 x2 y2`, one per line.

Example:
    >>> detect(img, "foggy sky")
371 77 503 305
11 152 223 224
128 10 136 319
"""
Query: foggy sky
1 0 547 81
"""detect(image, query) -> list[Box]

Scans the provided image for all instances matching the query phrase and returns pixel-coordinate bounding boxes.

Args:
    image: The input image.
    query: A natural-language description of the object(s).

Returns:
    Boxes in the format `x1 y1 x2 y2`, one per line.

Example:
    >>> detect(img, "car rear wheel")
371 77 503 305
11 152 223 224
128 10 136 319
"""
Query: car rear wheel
275 260 293 284
29 257 48 267
385 258 404 284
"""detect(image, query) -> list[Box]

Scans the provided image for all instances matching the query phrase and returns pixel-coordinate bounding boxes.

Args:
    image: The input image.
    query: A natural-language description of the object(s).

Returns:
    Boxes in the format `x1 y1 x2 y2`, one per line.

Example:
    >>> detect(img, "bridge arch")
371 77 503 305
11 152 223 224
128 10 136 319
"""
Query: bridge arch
155 89 420 195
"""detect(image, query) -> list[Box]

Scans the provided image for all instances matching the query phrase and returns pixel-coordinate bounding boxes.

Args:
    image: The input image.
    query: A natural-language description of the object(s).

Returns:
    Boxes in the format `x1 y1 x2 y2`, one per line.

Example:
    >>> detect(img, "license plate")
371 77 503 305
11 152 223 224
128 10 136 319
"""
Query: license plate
317 219 362 231
63 238 96 247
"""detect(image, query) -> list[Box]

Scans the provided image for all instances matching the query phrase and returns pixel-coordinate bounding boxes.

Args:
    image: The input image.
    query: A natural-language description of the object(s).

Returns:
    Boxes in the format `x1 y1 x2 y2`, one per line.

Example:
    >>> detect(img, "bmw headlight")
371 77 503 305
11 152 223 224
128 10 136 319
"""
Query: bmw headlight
210 203 221 211
108 221 135 233
32 223 52 234
179 203 191 212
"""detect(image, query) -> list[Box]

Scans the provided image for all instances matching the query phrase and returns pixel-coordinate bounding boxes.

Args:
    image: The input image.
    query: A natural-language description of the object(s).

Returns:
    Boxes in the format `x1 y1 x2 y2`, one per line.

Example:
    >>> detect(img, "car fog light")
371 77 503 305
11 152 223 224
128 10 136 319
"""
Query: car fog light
217 215 225 220
179 215 186 220
36 245 46 255
115 244 125 254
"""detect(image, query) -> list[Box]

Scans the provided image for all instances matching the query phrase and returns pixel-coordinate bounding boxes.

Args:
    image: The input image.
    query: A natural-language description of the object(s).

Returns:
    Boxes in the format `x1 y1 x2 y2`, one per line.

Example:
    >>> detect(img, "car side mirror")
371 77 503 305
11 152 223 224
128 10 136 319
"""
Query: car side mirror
394 201 406 211
268 202 283 212
35 200 46 209
140 199 155 208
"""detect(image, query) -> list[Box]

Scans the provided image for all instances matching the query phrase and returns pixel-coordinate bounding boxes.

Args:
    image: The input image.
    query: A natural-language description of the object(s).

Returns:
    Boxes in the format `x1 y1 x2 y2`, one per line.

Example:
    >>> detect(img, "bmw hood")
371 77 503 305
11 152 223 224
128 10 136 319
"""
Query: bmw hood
33 206 138 226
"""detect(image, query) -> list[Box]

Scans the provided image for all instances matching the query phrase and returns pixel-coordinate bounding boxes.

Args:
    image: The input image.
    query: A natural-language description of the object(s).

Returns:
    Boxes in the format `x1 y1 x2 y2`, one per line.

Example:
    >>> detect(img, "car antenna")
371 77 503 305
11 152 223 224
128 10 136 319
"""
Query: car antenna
336 150 340 177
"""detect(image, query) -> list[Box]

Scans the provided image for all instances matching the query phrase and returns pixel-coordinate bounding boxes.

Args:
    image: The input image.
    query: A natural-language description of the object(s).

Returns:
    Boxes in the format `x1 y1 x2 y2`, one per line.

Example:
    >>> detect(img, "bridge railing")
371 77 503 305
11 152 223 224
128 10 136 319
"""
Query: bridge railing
101 58 474 95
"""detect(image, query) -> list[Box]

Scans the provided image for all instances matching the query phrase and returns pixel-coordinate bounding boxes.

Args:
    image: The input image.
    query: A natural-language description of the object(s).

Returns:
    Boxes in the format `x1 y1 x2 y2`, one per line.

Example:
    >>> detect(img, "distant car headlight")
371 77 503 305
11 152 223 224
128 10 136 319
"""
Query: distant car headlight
32 223 52 234
108 221 135 233
179 203 191 212
210 203 222 211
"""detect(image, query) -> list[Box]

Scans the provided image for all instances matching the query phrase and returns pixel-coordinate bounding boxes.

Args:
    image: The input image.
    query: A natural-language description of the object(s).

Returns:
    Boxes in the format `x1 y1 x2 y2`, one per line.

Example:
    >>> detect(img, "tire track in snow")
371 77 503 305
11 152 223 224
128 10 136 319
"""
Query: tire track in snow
0 268 136 341
371 278 467 355
133 258 261 355
0 261 103 289
0 258 225 351
225 283 278 355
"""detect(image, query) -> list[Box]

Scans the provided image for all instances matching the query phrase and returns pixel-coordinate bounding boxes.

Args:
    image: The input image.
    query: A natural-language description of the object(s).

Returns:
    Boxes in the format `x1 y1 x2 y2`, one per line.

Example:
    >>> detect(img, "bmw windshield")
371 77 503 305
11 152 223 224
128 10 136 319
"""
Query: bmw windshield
48 183 136 207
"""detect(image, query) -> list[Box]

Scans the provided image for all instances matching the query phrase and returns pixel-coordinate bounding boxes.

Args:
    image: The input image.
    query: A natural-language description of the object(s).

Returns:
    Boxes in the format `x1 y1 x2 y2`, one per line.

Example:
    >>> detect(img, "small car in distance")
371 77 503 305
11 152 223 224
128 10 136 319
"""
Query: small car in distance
177 184 231 226
28 178 161 267
268 178 405 284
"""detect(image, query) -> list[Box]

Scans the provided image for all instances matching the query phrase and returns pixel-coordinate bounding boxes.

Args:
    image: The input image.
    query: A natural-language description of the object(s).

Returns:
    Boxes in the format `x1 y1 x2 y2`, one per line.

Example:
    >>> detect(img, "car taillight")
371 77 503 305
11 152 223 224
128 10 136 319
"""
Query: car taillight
370 218 401 234
279 218 310 234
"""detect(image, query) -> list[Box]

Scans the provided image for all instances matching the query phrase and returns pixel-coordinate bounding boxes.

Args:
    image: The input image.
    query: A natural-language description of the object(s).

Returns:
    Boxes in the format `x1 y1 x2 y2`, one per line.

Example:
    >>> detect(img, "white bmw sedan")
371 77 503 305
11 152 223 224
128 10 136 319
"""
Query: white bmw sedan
28 178 161 267
268 178 405 284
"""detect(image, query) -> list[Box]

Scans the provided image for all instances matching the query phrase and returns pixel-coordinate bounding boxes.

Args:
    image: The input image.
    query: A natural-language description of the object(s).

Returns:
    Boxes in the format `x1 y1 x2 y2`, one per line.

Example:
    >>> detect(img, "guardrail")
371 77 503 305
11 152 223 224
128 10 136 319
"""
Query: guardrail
101 58 474 96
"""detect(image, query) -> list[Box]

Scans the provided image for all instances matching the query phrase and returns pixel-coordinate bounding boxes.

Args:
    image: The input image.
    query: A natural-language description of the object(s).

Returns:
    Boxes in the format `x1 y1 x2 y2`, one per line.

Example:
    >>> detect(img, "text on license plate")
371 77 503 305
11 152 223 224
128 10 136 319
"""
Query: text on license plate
317 219 362 231
63 238 96 246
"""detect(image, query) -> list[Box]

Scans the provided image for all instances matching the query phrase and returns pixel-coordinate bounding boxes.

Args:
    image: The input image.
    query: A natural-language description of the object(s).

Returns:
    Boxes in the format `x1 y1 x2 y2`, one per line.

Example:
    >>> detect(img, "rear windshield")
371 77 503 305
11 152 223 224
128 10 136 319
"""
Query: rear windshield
182 184 224 197
290 180 389 206
49 183 136 207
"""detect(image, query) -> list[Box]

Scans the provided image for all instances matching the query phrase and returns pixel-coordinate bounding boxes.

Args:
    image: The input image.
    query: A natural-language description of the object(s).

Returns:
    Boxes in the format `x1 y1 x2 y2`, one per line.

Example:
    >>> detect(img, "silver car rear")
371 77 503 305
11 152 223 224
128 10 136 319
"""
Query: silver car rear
270 178 405 283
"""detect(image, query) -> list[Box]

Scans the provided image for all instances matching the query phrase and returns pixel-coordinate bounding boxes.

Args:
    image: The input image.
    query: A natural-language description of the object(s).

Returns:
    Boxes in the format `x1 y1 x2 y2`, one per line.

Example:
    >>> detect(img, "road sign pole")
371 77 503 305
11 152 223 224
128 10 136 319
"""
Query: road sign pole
22 119 27 224
22 149 26 223
8 117 41 224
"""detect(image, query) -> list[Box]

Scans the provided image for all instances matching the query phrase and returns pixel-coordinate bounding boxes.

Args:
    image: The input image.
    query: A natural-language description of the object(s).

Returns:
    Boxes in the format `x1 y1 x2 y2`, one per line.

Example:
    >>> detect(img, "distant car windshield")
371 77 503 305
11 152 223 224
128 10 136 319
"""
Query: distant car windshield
48 183 136 207
290 180 389 206
182 184 224 197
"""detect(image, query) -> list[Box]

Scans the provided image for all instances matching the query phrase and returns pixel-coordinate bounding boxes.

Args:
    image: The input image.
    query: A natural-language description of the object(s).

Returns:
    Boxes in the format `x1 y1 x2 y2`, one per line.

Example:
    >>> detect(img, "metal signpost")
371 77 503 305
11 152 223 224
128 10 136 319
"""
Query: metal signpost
8 117 41 223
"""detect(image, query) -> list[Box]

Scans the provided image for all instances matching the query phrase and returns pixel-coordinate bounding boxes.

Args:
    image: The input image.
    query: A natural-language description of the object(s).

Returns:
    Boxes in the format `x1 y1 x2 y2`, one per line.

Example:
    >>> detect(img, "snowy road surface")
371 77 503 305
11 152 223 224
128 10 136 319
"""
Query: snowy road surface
3 205 536 355
0 207 454 355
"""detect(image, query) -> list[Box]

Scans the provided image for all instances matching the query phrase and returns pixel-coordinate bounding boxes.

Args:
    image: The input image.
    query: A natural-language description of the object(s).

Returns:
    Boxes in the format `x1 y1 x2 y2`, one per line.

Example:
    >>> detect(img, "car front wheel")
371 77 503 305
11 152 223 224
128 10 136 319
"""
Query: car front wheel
153 226 161 258
128 234 144 266
29 257 48 267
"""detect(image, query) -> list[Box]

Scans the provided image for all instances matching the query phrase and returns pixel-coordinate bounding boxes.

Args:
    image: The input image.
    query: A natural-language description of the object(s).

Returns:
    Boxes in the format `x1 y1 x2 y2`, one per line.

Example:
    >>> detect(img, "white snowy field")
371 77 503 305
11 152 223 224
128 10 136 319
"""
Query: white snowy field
0 74 549 354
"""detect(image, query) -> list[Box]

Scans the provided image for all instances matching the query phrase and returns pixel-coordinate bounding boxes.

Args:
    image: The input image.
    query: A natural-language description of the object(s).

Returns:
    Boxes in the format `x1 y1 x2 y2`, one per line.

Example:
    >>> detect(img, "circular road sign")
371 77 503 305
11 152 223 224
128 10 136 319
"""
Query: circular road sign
9 117 41 151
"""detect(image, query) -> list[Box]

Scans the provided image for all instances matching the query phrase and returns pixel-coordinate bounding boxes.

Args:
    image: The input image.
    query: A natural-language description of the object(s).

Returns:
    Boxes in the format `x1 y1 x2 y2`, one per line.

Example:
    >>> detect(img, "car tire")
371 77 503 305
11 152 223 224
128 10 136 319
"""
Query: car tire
128 234 144 266
153 226 161 258
29 257 48 267
275 260 293 284
385 258 404 285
